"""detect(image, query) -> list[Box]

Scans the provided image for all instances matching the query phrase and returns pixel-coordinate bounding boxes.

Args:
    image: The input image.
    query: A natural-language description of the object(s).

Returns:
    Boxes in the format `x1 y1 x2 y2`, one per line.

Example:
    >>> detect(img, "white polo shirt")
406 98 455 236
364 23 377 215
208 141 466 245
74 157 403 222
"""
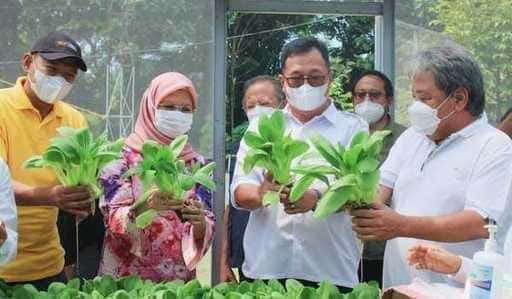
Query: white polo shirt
0 159 17 265
231 103 368 287
380 118 512 288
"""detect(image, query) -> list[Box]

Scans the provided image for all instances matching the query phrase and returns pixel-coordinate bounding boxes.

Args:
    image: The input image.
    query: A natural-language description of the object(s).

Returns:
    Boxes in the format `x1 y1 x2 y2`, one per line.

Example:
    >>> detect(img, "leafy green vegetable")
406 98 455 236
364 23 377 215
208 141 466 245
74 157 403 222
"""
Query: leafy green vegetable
0 276 380 299
24 126 124 205
125 135 216 228
242 111 309 205
290 130 391 218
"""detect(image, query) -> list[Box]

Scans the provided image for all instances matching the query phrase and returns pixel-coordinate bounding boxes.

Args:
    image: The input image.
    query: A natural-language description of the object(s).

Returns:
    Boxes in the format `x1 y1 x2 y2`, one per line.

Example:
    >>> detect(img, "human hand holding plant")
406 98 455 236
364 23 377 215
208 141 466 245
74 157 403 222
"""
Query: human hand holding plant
281 189 318 215
49 185 93 218
182 200 206 240
146 188 184 212
350 202 407 241
258 172 290 206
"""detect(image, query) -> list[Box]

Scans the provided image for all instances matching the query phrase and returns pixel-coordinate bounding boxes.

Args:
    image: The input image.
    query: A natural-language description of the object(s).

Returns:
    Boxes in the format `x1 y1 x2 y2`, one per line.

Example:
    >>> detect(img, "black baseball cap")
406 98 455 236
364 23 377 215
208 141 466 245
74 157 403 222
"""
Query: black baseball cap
31 32 87 72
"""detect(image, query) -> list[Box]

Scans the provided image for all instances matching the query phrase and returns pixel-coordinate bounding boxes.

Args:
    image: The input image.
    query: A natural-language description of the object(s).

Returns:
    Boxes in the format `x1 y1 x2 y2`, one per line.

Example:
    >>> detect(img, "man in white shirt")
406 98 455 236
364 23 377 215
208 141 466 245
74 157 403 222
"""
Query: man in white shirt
231 37 368 292
0 159 17 265
350 46 512 288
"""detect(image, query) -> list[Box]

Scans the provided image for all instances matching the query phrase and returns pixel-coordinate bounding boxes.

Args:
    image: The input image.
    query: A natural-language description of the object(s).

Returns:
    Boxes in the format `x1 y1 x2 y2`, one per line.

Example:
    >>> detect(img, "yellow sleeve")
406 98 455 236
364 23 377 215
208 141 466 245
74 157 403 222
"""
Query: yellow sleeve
78 113 88 129
0 121 7 162
70 109 88 129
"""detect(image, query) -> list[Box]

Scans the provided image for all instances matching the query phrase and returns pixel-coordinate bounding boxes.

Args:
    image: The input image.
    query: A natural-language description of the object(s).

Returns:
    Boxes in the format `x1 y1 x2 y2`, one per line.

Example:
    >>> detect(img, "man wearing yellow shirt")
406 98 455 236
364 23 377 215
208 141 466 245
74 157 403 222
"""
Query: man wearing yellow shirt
0 32 93 290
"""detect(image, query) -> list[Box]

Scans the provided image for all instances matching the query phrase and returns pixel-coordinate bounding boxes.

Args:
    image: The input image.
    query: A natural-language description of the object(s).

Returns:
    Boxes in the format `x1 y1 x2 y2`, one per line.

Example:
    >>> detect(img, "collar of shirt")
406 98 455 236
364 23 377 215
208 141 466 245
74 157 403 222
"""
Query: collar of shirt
419 116 489 152
10 76 65 118
284 99 338 126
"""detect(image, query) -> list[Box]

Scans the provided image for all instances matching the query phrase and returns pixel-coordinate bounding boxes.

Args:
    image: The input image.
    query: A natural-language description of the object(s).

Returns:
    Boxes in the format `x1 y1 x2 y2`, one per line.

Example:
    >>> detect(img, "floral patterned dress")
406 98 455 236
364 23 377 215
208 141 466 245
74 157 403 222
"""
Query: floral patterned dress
98 147 214 282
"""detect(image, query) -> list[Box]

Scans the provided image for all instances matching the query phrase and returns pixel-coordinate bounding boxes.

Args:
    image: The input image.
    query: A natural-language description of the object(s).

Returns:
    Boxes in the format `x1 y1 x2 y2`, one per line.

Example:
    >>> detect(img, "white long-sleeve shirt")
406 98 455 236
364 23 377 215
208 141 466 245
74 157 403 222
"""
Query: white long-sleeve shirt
0 158 17 265
231 103 368 288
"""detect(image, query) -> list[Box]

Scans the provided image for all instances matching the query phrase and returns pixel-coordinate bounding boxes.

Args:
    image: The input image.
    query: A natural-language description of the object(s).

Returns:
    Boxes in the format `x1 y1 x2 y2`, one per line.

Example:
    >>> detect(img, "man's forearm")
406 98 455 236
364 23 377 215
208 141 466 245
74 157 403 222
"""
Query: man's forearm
13 181 54 206
400 210 488 242
234 184 262 211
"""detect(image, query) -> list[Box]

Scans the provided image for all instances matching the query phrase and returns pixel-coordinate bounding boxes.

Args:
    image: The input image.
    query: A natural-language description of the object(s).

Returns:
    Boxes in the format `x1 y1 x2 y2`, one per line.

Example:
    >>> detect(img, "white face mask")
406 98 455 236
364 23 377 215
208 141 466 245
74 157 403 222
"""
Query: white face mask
29 68 73 104
286 83 328 111
246 105 274 121
355 100 386 124
155 110 194 138
408 94 455 136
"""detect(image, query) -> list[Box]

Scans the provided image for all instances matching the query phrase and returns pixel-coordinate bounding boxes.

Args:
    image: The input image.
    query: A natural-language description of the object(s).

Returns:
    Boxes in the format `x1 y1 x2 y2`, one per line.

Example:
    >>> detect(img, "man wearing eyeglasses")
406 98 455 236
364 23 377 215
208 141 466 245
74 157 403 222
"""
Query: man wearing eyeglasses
231 37 368 292
350 70 406 287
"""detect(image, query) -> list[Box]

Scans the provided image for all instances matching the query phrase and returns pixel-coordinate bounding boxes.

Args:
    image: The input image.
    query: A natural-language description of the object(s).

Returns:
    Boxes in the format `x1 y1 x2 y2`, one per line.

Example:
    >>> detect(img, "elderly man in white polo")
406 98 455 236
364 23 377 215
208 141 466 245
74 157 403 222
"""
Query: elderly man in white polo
351 46 512 288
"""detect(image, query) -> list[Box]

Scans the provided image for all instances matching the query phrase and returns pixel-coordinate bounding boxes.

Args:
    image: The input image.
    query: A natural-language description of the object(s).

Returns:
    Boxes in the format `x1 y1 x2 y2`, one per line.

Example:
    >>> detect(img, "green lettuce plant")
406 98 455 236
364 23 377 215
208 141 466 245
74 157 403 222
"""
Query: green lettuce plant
0 275 380 299
124 135 216 228
290 130 391 218
242 110 309 206
24 127 124 201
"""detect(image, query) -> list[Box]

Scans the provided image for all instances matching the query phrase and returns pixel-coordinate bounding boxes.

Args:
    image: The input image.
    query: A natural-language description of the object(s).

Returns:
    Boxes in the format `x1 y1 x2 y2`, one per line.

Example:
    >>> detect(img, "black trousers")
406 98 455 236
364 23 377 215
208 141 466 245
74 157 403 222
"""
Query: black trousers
358 258 383 288
239 269 353 294
6 271 66 291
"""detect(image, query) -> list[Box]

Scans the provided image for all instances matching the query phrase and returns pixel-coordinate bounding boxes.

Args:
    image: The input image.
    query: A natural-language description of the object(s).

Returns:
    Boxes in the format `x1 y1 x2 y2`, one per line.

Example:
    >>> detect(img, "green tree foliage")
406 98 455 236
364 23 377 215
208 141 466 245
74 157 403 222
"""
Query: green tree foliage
430 0 512 121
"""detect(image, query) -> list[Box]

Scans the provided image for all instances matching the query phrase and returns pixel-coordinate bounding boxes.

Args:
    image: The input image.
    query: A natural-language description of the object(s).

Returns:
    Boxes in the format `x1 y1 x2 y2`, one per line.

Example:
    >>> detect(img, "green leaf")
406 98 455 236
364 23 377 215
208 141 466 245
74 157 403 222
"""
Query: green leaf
350 131 370 148
285 279 304 297
285 140 309 160
343 144 363 168
289 175 315 203
270 110 286 139
112 290 131 299
181 279 202 297
357 158 380 173
262 191 280 206
178 174 196 191
317 281 339 299
299 287 317 299
67 278 81 290
243 131 266 148
359 170 380 192
48 282 67 295
117 276 143 293
197 162 216 176
155 172 174 192
192 173 216 191
95 275 118 296
330 174 358 191
268 280 285 293
23 156 45 169
135 209 158 229
310 135 342 169
243 149 268 174
142 141 160 159
169 135 188 158
314 187 354 219
258 114 275 142
292 165 334 186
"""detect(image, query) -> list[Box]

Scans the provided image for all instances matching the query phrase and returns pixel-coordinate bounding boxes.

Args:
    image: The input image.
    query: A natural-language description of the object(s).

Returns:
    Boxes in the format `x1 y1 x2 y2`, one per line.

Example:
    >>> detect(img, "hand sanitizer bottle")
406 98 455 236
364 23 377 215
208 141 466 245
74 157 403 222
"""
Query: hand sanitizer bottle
468 220 504 299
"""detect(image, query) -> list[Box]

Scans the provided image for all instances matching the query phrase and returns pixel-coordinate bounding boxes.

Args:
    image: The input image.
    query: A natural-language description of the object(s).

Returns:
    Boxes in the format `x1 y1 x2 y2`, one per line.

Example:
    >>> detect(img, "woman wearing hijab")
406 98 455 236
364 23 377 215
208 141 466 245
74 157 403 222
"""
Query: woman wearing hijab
98 72 214 282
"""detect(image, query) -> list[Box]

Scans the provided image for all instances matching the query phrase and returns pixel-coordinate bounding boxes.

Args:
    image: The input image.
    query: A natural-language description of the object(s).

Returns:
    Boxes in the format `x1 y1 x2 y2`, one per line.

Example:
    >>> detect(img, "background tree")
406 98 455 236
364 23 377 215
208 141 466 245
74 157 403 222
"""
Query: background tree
430 0 512 122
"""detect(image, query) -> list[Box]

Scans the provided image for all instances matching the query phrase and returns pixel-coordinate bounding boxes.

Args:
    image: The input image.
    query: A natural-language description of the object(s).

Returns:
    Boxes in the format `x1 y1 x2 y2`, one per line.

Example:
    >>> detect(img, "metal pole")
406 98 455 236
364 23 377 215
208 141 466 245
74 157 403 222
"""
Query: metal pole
382 0 396 118
212 0 227 285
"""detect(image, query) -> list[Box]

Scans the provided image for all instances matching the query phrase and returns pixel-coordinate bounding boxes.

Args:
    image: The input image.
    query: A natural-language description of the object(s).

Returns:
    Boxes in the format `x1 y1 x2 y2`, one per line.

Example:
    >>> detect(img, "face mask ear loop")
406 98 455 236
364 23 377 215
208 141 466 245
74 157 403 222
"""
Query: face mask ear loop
436 92 458 121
